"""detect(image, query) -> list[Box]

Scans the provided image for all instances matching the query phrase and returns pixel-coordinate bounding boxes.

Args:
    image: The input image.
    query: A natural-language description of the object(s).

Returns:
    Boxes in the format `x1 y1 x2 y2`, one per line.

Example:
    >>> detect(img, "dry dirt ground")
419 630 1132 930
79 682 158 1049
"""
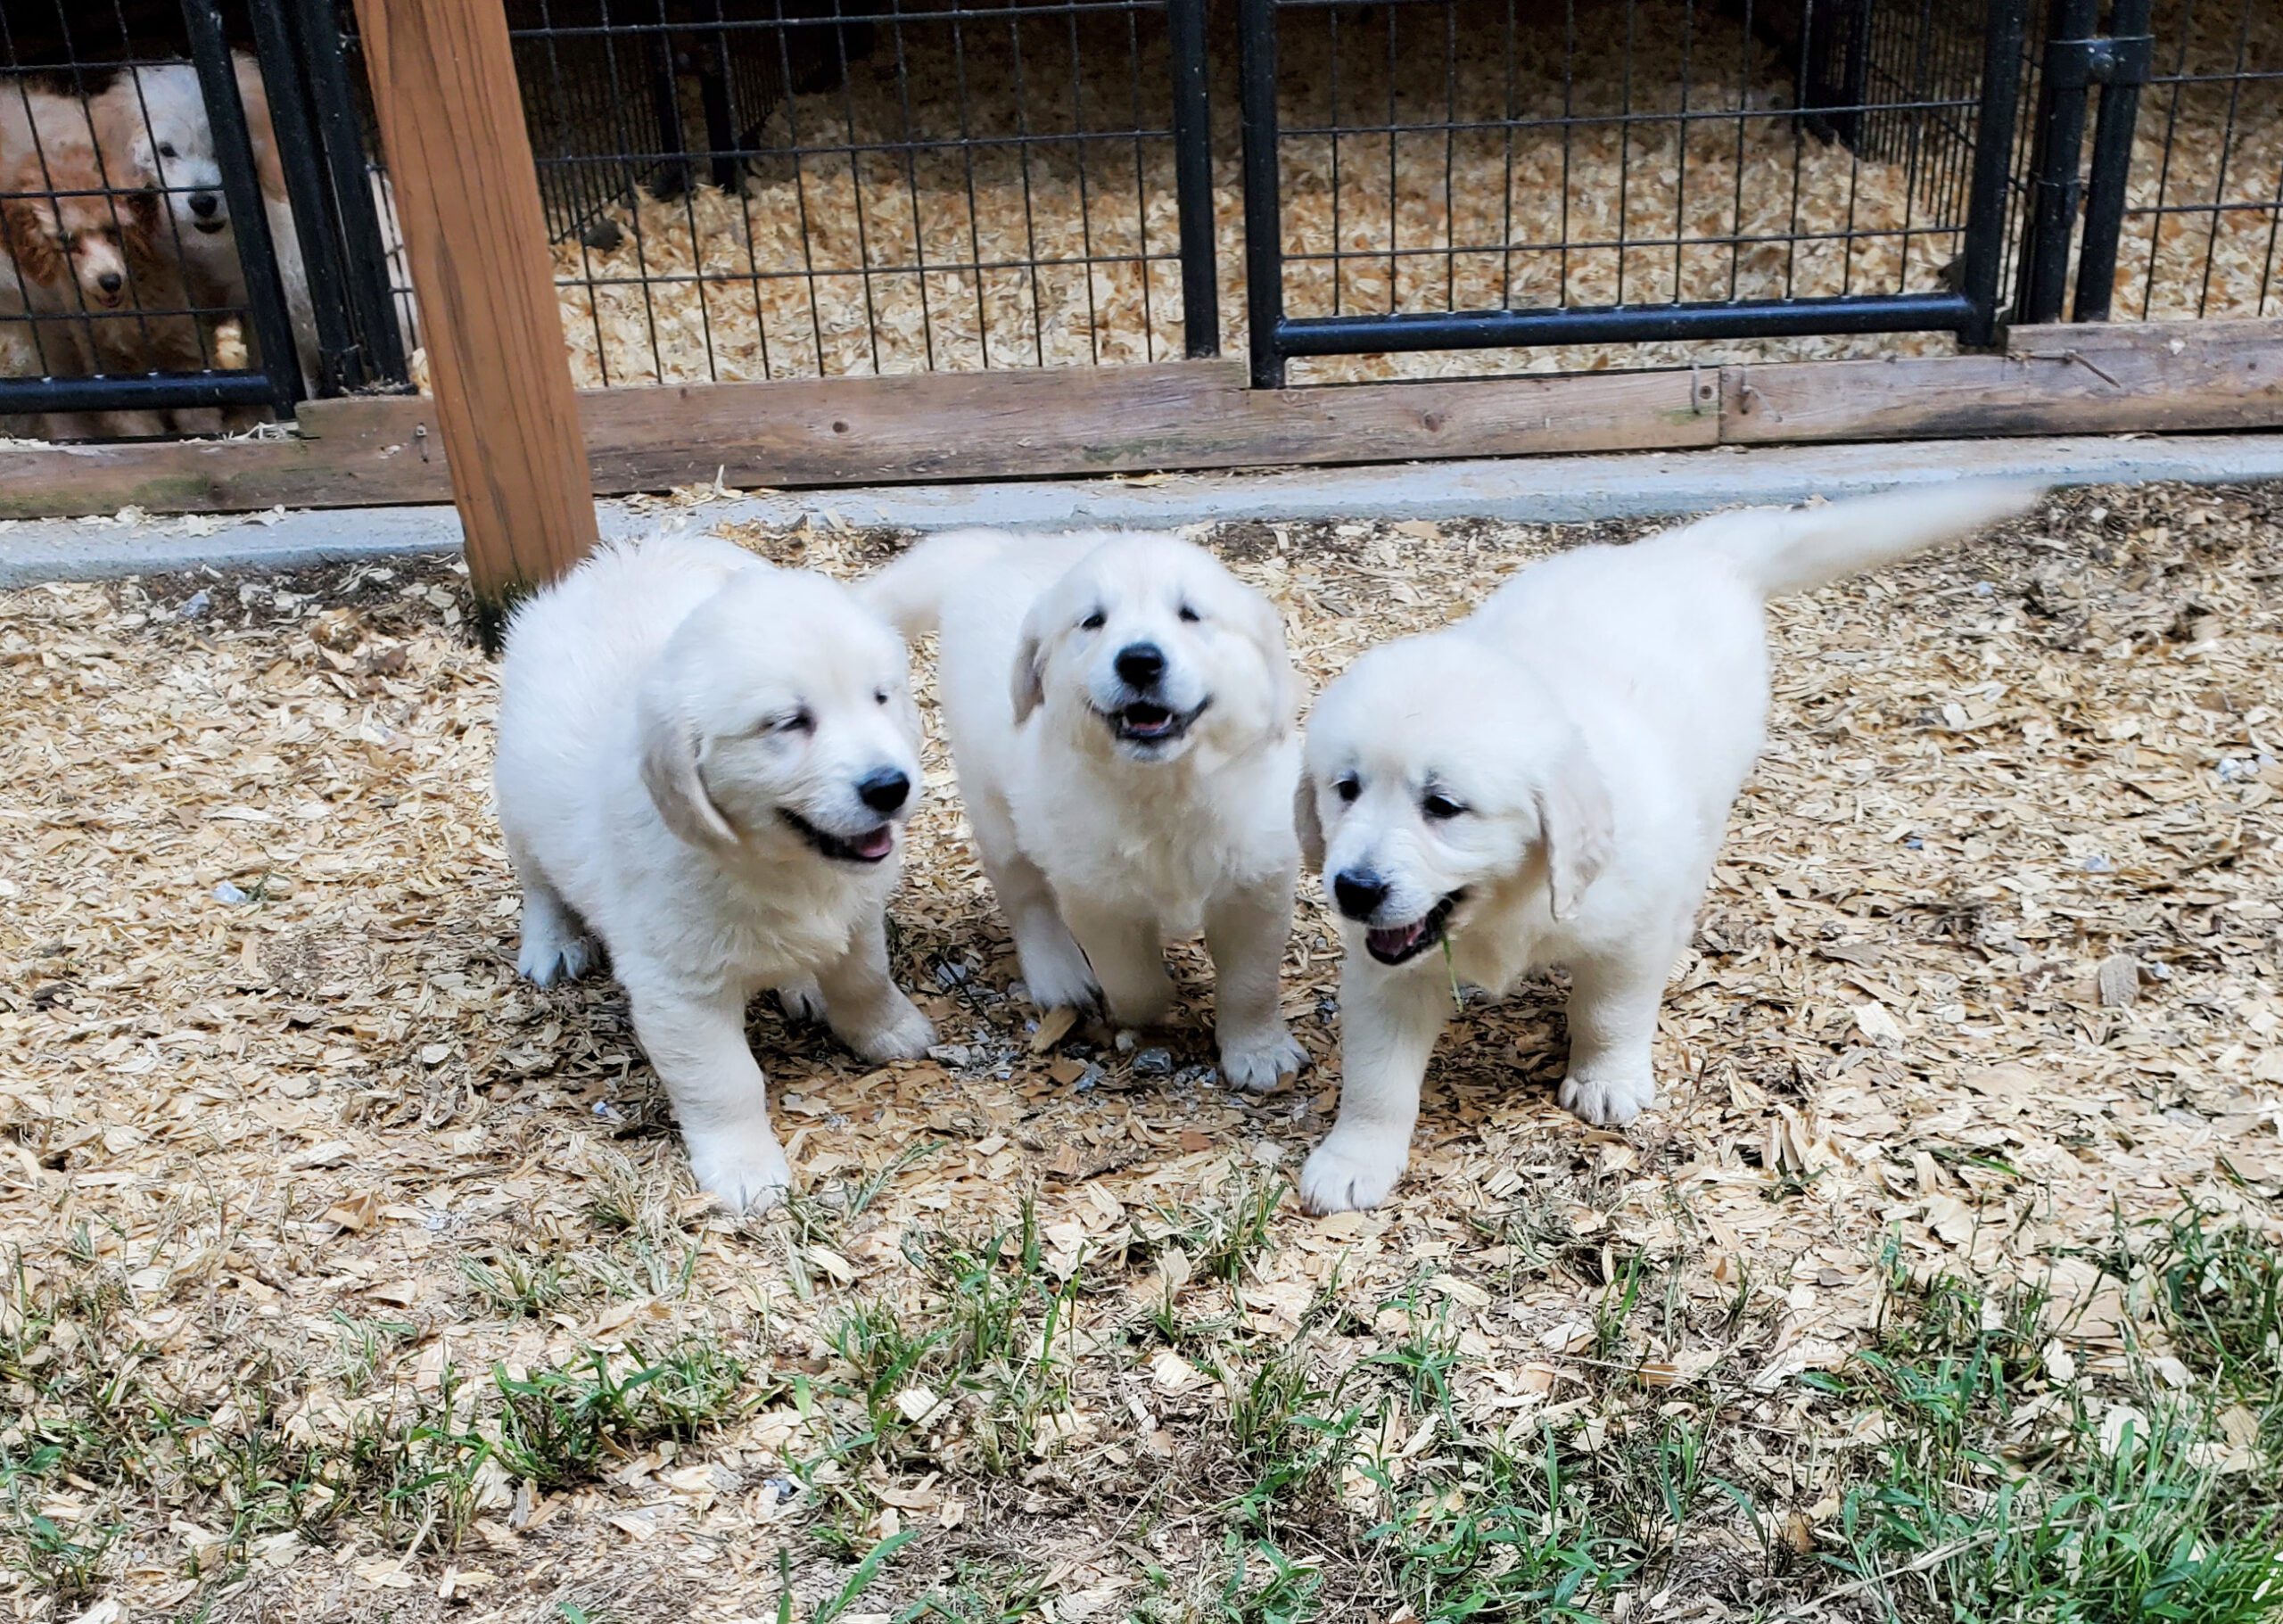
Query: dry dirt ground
1 482 2279 1623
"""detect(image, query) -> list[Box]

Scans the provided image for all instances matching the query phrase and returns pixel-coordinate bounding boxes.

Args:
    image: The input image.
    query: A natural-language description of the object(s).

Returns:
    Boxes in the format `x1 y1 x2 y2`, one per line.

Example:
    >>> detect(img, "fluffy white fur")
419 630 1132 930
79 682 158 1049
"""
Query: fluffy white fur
1293 482 2044 1213
495 534 936 1210
94 56 322 395
866 530 1308 1091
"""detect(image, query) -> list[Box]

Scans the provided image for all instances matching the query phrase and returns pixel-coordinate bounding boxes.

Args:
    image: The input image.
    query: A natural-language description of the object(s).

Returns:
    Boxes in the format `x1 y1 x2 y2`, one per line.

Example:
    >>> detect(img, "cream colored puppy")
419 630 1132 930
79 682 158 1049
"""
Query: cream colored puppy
495 534 935 1210
866 530 1307 1091
1295 482 2042 1213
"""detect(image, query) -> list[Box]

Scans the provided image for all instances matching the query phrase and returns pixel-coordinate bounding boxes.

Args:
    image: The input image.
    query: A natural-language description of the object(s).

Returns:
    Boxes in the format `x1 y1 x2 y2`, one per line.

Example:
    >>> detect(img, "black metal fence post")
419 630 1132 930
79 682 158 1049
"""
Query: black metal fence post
181 0 303 410
290 0 414 385
245 0 362 395
1958 0 2030 345
2070 0 2153 321
1237 0 1284 387
1166 0 1219 359
2015 0 2100 325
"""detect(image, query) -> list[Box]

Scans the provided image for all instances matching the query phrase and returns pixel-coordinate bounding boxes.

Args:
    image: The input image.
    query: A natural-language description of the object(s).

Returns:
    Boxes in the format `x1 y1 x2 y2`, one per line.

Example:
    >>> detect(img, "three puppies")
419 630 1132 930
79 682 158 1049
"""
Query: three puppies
494 535 935 1211
865 531 1309 1092
505 487 2032 1215
1292 482 2040 1213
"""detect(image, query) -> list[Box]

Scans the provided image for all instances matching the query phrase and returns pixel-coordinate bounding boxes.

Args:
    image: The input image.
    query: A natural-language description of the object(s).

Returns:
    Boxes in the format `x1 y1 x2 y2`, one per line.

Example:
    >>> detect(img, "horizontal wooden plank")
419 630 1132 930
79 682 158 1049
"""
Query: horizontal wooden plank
4 326 2276 522
0 405 443 521
0 361 1710 518
1724 324 2283 443
2006 316 2283 356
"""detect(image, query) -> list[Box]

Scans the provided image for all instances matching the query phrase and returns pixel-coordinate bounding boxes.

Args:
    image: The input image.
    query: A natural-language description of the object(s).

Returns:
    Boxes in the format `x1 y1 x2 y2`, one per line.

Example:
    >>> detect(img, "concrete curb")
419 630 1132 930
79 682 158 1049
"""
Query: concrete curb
4 432 2279 586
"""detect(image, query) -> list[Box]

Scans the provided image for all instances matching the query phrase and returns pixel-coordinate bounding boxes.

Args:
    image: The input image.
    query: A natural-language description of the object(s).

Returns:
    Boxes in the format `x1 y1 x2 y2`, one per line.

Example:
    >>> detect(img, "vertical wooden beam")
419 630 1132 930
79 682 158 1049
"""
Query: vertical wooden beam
350 0 596 646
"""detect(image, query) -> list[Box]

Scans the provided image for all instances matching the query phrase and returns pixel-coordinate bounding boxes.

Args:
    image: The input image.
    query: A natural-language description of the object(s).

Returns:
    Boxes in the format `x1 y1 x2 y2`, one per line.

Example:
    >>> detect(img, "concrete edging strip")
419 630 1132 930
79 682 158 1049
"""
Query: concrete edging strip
4 432 2279 587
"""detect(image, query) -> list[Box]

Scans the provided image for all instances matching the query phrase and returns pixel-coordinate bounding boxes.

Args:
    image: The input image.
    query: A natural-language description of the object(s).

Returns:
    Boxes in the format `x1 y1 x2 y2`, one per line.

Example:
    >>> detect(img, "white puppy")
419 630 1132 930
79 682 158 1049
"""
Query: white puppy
495 534 936 1209
1294 482 2042 1213
865 530 1308 1091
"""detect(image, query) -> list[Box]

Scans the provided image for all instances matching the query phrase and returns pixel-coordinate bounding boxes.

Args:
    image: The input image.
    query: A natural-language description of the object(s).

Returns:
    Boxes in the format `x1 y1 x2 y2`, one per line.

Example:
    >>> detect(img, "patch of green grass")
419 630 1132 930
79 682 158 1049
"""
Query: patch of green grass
459 1251 574 1319
1151 1169 1285 1286
897 1557 1053 1622
1817 1228 2283 1623
494 1340 751 1490
328 1310 418 1398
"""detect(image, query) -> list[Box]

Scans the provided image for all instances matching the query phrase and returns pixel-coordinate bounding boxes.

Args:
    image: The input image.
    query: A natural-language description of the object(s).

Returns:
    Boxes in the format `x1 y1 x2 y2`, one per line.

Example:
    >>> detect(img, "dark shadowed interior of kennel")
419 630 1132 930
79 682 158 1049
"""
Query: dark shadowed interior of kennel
1 0 2278 434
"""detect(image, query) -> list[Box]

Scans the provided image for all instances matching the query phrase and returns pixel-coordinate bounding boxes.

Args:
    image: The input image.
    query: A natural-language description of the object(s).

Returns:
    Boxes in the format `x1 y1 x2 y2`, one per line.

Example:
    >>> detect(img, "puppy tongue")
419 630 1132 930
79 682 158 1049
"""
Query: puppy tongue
1124 703 1173 735
1368 921 1423 956
852 826 895 861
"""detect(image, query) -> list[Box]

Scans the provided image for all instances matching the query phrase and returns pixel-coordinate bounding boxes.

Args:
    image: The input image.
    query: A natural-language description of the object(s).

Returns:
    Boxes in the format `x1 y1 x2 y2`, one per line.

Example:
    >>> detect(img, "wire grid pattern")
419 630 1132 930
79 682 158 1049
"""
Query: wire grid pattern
499 0 1198 387
1266 0 1984 334
2114 0 2282 319
0 2 252 432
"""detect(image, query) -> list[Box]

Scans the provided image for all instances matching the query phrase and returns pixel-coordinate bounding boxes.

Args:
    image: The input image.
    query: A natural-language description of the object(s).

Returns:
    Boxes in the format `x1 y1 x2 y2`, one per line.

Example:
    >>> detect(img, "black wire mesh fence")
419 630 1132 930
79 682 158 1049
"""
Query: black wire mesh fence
0 0 305 438
431 0 1224 387
6 0 2281 434
2114 0 2281 319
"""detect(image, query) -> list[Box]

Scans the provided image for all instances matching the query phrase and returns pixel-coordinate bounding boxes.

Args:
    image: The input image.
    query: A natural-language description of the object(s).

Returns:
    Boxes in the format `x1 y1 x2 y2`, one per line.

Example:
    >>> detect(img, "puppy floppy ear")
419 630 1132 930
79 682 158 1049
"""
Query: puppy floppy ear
637 664 738 852
1292 771 1324 872
2 197 61 284
1009 598 1049 725
1534 746 1614 922
1243 593 1302 742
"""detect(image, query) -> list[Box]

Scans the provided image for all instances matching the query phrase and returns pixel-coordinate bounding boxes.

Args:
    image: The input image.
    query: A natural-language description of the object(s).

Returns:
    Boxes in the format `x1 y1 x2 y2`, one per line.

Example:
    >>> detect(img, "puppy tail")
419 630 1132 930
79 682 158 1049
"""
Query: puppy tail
860 528 1010 638
1694 479 2047 600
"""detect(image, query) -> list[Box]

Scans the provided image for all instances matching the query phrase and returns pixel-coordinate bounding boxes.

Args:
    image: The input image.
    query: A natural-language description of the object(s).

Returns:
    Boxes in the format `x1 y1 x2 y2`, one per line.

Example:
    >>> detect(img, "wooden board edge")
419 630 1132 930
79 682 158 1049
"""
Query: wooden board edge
1719 340 2283 445
5 340 2279 522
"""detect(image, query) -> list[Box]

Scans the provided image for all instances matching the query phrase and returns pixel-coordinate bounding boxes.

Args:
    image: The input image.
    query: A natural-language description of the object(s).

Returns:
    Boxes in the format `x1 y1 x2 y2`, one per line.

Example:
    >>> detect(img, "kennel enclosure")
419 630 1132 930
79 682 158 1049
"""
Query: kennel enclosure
0 0 2278 523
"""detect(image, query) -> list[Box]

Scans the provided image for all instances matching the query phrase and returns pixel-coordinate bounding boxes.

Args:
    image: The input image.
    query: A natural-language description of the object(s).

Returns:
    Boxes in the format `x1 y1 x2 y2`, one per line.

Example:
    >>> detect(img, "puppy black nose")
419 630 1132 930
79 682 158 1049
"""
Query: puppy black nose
1333 870 1389 921
188 192 220 218
97 270 123 293
1115 642 1166 688
856 767 911 814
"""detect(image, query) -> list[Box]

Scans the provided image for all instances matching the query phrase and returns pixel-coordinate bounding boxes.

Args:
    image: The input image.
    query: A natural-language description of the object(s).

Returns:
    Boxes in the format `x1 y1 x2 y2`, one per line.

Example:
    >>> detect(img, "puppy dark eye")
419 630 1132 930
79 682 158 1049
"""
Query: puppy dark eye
156 143 177 159
1334 774 1361 804
874 688 889 705
1178 605 1200 623
783 707 815 734
1422 792 1466 820
1080 611 1105 631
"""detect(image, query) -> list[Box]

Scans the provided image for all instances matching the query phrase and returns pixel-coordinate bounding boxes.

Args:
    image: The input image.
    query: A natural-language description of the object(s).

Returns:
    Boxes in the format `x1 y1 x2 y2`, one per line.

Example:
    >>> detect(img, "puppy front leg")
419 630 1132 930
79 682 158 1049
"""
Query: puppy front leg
813 909 936 1062
1556 940 1673 1127
971 802 1099 1013
628 979 790 1211
1064 901 1174 1030
1205 874 1306 1092
1299 958 1449 1213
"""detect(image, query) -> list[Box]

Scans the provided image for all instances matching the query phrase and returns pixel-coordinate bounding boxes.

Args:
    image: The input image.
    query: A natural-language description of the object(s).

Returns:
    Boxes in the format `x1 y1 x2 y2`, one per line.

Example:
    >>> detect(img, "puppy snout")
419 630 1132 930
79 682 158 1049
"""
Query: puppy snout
96 270 124 294
855 766 911 816
188 191 220 219
1333 870 1389 921
1114 642 1166 688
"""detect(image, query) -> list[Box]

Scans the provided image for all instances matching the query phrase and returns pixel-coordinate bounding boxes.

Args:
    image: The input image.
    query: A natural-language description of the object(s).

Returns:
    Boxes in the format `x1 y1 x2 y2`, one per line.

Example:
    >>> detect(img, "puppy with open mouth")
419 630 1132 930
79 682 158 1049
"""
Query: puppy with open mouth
866 530 1309 1092
1293 482 2043 1213
494 535 936 1210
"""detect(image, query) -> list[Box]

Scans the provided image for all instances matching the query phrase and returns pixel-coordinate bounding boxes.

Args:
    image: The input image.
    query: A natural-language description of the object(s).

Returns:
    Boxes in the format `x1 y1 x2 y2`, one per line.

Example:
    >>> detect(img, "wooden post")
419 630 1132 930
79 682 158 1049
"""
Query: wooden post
350 0 596 647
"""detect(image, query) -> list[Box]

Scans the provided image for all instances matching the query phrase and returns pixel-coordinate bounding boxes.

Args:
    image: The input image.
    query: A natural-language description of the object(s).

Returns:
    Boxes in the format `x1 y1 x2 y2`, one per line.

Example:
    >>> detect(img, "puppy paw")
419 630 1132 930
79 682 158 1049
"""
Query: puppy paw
1219 1024 1308 1092
684 1125 793 1213
1020 938 1103 1017
1558 1066 1658 1127
1298 1129 1410 1215
839 993 937 1064
775 977 828 1024
517 930 598 988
